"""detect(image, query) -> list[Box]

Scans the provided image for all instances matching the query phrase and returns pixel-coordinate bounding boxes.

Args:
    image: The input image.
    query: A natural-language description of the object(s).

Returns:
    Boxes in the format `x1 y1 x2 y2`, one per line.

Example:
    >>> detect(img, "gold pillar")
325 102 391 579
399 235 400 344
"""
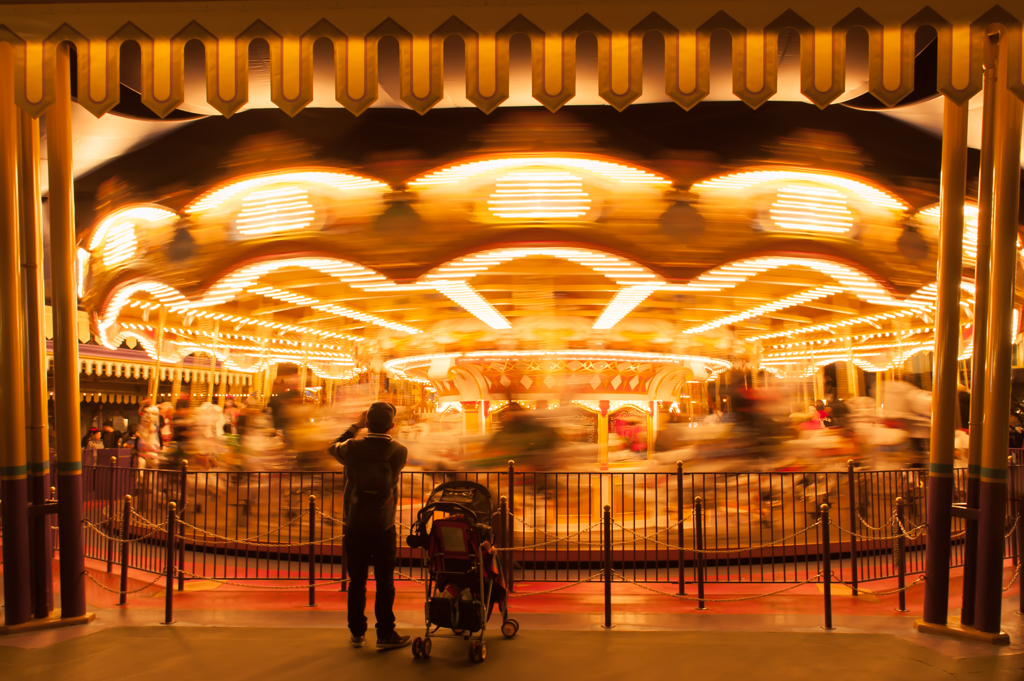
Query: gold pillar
920 96 968 626
47 43 88 619
0 39 32 626
974 33 1024 634
19 107 52 617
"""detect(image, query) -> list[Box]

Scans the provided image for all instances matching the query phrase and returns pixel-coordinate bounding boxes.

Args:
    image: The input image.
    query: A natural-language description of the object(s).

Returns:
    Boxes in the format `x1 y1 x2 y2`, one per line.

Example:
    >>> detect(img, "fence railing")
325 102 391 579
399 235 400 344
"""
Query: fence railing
77 460 1020 589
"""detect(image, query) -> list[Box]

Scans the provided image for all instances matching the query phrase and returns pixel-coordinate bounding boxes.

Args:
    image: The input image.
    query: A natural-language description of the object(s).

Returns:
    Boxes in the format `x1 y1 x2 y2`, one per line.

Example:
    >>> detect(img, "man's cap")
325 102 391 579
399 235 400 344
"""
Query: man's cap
366 402 396 431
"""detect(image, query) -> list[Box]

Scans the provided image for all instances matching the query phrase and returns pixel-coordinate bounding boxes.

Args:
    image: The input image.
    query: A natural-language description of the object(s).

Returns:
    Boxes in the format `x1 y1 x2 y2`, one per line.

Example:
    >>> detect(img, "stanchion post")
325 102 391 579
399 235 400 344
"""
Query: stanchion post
1017 494 1024 615
177 460 187 592
50 485 57 557
896 497 908 613
822 504 834 630
499 495 511 588
846 460 859 596
308 495 316 608
602 504 612 628
163 502 176 625
107 456 117 572
676 461 685 595
339 471 347 593
118 495 131 606
695 496 706 610
507 460 515 593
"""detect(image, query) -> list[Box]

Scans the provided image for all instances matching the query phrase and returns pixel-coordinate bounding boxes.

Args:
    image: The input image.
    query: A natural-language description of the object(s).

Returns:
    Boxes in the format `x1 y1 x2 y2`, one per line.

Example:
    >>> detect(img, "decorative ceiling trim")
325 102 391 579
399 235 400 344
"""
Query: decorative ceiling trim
0 5 1015 118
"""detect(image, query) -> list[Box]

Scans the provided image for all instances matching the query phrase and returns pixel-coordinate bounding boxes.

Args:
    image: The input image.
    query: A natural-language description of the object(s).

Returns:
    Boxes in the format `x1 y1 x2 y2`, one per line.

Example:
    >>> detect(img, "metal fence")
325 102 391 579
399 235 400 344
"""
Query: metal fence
78 461 1020 588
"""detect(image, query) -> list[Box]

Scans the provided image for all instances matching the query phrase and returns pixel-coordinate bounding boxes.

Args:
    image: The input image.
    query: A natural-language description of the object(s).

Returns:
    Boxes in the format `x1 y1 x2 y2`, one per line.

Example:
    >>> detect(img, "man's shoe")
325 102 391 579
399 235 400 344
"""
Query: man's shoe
376 632 411 650
350 634 365 648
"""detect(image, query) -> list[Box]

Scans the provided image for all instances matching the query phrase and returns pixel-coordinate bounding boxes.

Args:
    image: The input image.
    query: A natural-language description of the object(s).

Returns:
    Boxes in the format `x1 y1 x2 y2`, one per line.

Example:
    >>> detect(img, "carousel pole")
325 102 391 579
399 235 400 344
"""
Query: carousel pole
48 43 89 621
974 31 1023 637
0 40 32 628
920 95 968 628
151 308 166 402
19 107 53 618
961 34 999 627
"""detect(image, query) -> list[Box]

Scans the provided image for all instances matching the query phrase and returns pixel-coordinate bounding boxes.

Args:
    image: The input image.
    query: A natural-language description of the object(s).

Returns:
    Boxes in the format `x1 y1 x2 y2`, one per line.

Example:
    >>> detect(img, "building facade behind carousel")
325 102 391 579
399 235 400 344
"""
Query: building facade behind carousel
74 111 1024 472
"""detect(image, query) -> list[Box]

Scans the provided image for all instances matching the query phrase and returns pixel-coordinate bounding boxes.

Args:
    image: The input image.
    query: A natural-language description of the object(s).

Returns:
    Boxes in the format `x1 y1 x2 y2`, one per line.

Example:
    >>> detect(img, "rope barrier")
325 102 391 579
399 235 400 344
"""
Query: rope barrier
831 574 926 597
82 519 165 543
612 570 826 602
84 569 165 595
507 572 605 597
177 569 350 590
1004 564 1021 592
175 516 345 547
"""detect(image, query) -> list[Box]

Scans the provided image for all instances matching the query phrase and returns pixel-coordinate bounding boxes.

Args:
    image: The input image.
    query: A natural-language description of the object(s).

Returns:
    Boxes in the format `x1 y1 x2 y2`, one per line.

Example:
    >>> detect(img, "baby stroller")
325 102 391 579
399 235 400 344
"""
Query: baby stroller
405 480 518 662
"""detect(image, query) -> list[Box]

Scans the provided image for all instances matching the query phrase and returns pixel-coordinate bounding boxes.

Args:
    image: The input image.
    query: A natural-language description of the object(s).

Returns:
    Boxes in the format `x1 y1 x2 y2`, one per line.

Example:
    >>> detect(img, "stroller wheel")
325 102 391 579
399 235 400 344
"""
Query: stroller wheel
501 619 519 638
412 637 423 658
421 638 432 658
469 640 487 662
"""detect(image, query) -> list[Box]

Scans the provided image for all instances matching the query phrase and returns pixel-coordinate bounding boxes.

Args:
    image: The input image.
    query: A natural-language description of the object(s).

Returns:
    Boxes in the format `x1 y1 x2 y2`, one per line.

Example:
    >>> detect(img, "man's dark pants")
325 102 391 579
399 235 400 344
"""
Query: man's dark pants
343 525 397 637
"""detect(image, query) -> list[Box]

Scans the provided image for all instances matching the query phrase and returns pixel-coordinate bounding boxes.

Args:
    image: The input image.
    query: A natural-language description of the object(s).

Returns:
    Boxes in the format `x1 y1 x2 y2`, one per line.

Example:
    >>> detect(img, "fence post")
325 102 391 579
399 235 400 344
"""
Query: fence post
507 460 515 593
339 471 347 593
118 495 131 606
694 496 706 611
676 461 685 595
50 485 57 557
163 501 176 625
603 503 612 629
1017 495 1024 615
846 460 859 597
821 504 834 630
499 495 510 588
177 460 187 592
107 455 117 572
895 497 908 613
308 495 317 608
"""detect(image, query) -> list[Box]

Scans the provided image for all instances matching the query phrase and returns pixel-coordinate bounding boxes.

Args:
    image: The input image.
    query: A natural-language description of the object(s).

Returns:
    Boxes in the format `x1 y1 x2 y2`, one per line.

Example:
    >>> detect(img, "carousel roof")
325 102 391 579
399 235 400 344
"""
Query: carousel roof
75 109 1017 383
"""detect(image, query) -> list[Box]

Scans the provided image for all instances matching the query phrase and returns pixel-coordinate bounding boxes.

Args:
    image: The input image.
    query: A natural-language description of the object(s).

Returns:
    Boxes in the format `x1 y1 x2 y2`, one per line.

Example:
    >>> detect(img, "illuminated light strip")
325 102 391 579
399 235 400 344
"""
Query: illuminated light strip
235 186 315 235
658 256 905 307
247 285 421 334
432 282 511 330
488 171 591 219
103 221 138 266
692 169 907 210
99 282 190 347
770 184 854 234
593 284 664 329
118 296 361 342
917 203 1023 263
186 170 389 213
683 286 843 335
409 156 669 187
77 248 90 299
423 247 660 286
168 339 354 363
384 350 730 381
747 306 928 342
768 327 935 349
88 205 177 251
160 257 389 310
121 319 352 351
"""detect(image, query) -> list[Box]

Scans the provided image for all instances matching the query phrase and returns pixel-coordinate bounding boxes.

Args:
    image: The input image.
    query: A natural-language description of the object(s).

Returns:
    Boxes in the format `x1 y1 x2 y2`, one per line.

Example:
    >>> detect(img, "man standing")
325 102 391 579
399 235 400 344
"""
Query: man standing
101 420 123 448
330 402 410 650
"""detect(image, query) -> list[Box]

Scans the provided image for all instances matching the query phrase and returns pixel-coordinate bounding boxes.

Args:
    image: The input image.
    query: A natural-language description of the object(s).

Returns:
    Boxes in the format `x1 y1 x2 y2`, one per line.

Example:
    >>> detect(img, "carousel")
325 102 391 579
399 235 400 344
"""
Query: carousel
76 119 1024 466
